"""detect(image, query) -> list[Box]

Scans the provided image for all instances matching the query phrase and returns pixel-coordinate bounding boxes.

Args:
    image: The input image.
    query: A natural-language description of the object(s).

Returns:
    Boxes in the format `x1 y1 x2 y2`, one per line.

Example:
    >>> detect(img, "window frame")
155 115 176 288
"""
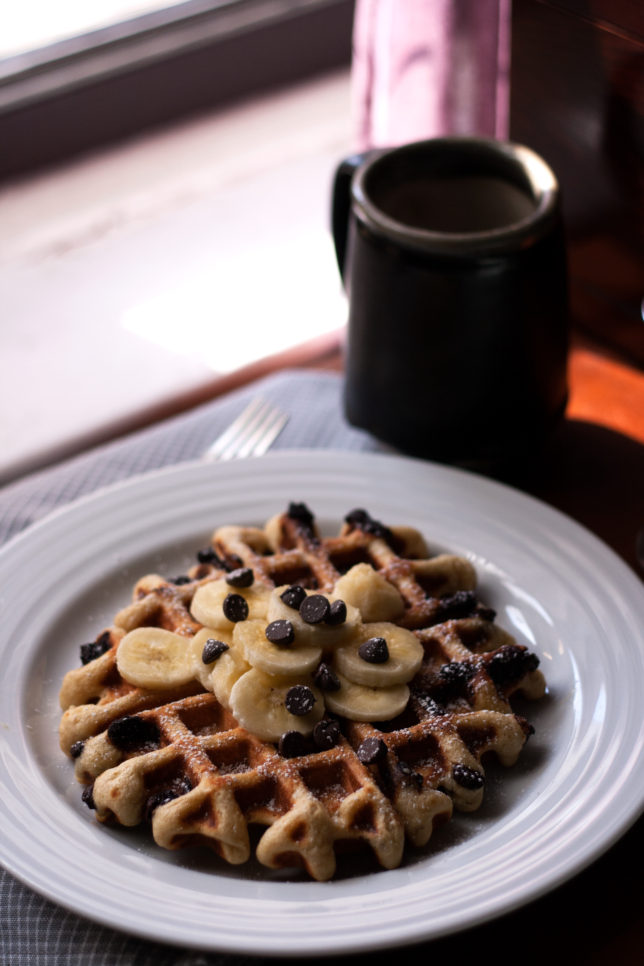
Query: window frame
0 0 355 181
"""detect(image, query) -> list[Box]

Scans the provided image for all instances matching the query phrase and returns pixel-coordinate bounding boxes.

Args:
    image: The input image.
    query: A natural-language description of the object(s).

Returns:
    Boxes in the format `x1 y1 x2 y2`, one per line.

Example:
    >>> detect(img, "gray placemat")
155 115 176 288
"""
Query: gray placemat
0 369 389 547
0 369 390 966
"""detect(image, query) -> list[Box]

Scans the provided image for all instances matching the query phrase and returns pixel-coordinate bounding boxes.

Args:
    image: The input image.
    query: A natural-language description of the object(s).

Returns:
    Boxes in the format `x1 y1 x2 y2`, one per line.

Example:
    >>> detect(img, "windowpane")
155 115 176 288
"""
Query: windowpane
1 1 187 59
0 0 355 179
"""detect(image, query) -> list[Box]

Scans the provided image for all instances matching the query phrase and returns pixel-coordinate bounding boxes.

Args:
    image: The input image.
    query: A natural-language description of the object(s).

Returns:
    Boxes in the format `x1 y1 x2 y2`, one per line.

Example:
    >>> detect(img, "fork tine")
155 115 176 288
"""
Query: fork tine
203 397 288 462
217 401 269 461
203 397 268 461
236 408 288 458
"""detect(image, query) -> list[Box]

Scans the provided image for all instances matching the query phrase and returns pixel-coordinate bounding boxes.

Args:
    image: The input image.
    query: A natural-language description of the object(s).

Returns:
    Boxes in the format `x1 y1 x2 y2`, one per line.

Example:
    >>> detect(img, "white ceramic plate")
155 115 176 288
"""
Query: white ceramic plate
1 451 643 956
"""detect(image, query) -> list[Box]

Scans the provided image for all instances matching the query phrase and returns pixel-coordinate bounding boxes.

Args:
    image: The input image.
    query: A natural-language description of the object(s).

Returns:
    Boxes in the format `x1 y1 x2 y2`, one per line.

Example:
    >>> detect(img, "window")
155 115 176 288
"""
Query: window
0 0 355 179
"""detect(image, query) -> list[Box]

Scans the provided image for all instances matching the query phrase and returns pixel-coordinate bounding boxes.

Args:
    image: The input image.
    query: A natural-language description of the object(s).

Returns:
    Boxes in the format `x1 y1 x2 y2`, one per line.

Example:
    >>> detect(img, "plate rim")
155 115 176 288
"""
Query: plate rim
1 449 643 956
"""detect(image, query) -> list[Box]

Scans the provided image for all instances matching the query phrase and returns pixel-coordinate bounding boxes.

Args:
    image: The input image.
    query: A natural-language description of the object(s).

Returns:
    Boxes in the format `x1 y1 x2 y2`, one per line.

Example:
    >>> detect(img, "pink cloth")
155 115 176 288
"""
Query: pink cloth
351 0 511 150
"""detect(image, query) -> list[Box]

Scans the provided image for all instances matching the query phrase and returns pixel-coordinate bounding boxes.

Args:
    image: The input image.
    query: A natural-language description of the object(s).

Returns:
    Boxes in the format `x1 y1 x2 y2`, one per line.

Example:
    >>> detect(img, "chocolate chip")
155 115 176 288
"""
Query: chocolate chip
325 599 347 625
313 719 340 750
197 546 222 565
81 784 96 809
226 567 254 588
440 660 475 682
80 631 111 665
287 502 316 532
432 590 478 623
358 636 389 664
475 605 497 623
172 575 191 585
357 736 387 765
284 684 316 716
201 638 229 663
436 660 476 699
344 508 395 545
278 730 309 758
452 764 485 789
222 592 249 622
144 778 192 821
486 645 539 686
70 741 85 759
299 594 330 624
313 662 341 692
280 584 307 610
265 619 295 645
107 716 160 750
144 789 177 821
344 508 370 528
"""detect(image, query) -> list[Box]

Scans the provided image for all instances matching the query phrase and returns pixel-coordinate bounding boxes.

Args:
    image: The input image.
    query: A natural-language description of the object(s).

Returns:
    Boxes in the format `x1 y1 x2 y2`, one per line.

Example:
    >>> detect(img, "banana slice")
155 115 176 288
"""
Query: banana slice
190 627 234 688
233 619 322 678
324 671 409 722
390 525 428 558
116 627 196 689
334 621 424 687
208 643 251 708
333 564 405 622
190 577 270 630
230 668 324 741
266 586 361 648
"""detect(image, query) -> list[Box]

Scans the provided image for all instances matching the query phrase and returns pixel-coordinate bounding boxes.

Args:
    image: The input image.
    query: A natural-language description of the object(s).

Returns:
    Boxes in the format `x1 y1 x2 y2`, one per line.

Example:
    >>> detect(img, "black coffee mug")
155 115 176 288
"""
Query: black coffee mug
332 137 569 475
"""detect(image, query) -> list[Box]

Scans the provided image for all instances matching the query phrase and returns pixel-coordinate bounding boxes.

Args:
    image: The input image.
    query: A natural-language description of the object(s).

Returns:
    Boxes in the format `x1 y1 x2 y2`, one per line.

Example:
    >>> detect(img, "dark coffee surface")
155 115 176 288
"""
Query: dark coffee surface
375 174 536 233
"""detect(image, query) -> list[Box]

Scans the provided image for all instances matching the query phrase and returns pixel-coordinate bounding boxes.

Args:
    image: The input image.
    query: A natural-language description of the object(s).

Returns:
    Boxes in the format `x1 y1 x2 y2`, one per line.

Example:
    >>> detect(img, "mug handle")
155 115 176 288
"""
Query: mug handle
331 151 373 282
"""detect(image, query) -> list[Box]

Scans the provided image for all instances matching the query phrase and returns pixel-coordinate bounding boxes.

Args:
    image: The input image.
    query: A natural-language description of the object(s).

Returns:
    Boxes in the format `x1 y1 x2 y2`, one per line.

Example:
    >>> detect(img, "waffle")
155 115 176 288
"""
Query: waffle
59 503 546 880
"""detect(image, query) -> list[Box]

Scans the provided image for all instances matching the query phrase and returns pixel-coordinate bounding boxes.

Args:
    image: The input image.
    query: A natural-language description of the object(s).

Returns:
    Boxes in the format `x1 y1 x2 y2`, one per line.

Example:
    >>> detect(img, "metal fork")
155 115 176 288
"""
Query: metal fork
202 396 288 461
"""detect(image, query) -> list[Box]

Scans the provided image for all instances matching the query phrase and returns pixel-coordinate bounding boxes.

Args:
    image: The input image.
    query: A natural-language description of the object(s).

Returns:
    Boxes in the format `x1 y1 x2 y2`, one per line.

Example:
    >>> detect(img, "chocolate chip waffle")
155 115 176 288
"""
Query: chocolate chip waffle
59 503 546 880
59 565 219 755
